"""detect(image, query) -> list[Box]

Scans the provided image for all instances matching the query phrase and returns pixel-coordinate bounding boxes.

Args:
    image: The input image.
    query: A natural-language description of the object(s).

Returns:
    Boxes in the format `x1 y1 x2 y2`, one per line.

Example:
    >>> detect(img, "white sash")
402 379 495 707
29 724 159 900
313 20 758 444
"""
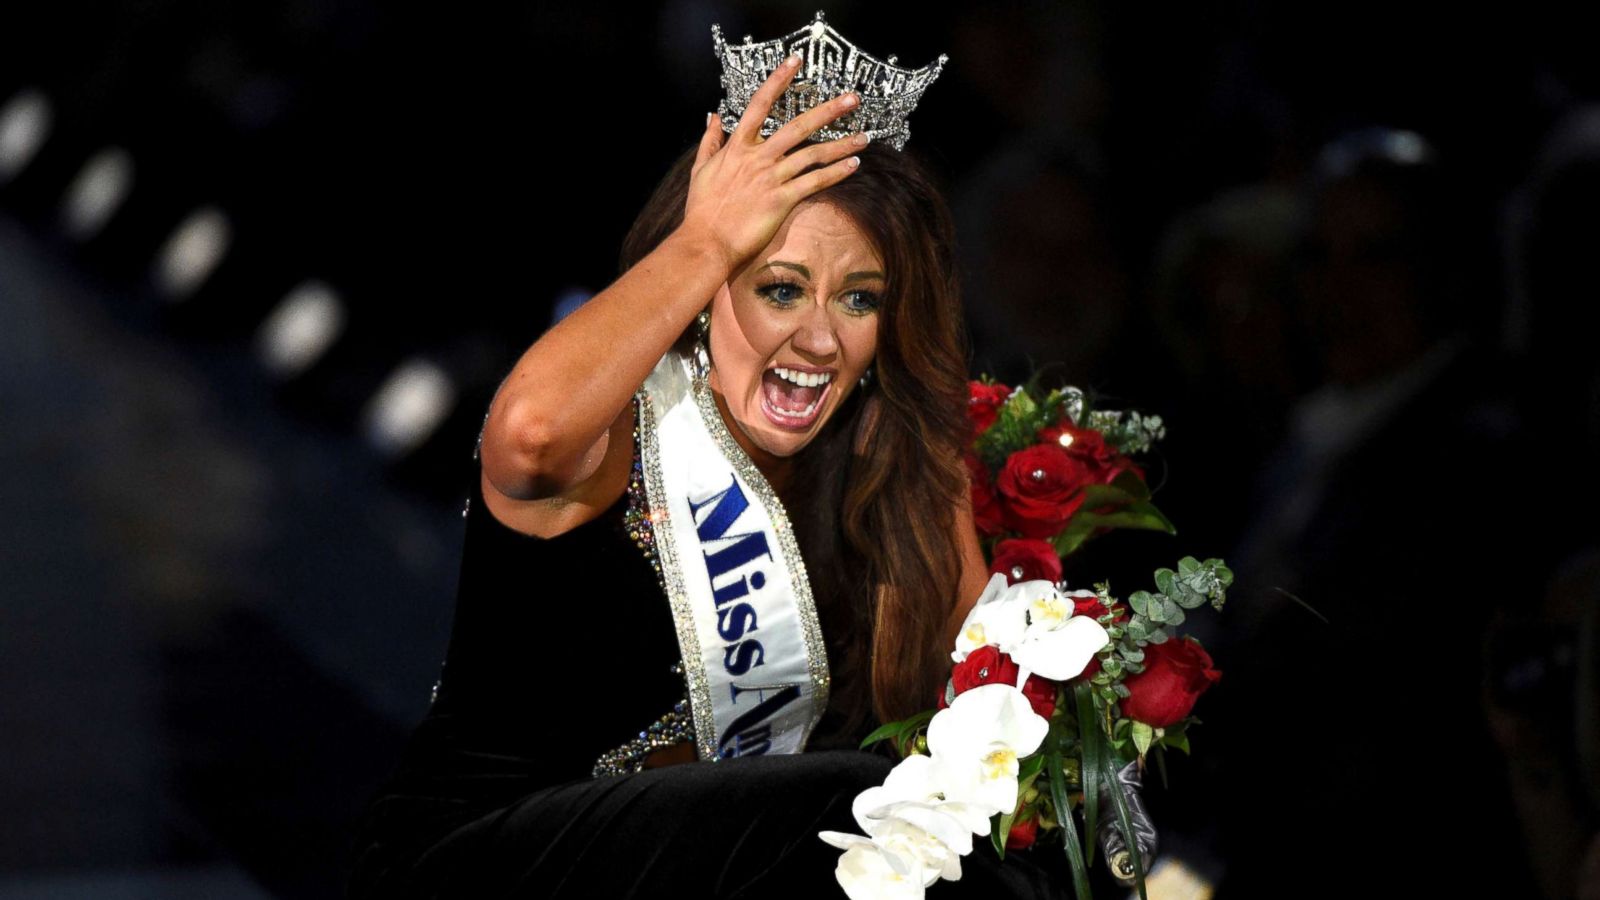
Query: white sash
635 349 831 762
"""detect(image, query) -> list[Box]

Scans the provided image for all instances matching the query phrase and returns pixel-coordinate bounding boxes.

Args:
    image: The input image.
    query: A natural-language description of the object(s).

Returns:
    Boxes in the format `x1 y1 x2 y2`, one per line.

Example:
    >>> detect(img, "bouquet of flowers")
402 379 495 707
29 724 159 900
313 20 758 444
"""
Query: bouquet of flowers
817 376 1230 900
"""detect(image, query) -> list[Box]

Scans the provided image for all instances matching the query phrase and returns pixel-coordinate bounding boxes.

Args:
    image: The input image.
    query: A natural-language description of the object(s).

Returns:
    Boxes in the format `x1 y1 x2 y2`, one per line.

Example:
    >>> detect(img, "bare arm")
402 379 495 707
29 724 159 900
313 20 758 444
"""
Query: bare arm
482 56 867 501
480 230 729 501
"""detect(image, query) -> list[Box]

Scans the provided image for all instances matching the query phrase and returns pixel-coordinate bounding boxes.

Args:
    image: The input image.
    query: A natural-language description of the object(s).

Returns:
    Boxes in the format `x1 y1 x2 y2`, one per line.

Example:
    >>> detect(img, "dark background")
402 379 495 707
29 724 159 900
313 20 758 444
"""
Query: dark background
0 1 1594 897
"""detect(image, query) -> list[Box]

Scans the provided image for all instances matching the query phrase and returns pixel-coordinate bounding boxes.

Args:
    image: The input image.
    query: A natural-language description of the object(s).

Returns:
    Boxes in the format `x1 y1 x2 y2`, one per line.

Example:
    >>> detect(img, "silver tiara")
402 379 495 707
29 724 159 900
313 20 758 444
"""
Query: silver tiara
711 10 948 152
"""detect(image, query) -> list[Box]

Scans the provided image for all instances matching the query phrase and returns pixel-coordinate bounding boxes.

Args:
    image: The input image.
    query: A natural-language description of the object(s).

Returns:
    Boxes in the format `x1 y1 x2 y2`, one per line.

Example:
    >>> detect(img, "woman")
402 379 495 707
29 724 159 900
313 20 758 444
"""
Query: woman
348 57 1068 899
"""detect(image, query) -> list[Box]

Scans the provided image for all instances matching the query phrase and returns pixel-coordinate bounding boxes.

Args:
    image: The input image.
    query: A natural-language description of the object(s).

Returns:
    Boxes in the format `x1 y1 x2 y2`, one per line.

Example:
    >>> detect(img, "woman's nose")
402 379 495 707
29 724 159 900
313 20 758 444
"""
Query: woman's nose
792 307 839 357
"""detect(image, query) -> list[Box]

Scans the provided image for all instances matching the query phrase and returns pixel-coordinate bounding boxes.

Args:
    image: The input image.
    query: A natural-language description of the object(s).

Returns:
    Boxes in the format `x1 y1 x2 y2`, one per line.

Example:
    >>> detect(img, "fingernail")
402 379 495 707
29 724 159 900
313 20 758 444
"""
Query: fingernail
840 93 858 108
785 53 801 69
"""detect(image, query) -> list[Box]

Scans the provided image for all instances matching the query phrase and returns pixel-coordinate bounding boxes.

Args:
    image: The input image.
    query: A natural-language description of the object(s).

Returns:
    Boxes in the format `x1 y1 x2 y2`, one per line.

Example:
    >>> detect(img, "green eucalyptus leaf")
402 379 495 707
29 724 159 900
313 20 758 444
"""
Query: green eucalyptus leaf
1128 591 1153 617
1170 584 1209 609
1214 562 1235 588
1154 569 1176 596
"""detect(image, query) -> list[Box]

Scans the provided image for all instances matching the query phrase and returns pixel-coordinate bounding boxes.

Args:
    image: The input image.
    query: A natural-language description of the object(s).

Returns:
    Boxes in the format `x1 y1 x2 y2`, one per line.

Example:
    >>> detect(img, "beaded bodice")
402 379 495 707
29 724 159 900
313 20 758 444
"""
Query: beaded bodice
591 392 696 775
420 393 697 786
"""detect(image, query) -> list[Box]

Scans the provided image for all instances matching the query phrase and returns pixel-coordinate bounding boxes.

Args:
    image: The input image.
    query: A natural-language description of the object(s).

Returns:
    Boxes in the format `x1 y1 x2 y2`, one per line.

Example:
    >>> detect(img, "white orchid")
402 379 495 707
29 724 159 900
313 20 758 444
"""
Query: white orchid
823 576 1109 897
950 572 1029 663
850 753 995 838
952 573 1110 683
1009 589 1110 682
924 682 1050 815
820 808 968 888
819 753 998 891
826 840 931 900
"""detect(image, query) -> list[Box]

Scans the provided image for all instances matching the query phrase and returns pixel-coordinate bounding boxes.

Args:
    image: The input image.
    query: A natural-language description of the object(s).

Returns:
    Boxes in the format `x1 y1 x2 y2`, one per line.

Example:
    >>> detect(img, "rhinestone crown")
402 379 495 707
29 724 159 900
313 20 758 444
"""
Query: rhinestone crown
712 10 948 152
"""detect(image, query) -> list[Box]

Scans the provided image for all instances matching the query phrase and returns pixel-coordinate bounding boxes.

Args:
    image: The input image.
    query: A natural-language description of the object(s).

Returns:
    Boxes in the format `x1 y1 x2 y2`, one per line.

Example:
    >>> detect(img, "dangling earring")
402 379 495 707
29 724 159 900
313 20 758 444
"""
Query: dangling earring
692 310 711 381
859 364 875 391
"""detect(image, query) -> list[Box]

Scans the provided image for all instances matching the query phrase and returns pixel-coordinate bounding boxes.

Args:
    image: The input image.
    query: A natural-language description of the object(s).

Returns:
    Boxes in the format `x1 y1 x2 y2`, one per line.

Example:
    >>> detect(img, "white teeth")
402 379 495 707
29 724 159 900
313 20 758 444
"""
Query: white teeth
763 378 827 422
766 395 820 420
773 366 834 388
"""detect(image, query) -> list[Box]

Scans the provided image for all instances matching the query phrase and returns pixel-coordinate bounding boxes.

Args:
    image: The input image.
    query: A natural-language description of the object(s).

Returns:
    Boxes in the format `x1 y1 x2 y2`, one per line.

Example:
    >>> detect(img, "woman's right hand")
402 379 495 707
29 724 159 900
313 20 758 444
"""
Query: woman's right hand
681 54 870 273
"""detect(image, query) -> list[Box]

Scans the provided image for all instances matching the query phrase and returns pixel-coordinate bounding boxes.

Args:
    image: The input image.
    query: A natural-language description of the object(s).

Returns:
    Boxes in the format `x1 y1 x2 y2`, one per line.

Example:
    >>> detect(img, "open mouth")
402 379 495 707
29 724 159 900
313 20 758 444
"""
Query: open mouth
759 367 835 430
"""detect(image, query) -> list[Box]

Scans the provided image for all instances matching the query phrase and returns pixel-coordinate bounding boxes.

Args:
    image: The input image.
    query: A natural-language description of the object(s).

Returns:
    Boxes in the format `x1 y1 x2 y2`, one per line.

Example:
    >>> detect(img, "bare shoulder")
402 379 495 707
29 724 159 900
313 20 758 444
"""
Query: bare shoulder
478 397 636 538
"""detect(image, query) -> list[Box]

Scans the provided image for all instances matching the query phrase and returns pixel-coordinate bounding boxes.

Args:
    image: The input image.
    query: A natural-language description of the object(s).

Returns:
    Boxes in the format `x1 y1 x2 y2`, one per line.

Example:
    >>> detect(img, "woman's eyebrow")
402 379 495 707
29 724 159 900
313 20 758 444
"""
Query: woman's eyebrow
763 260 885 283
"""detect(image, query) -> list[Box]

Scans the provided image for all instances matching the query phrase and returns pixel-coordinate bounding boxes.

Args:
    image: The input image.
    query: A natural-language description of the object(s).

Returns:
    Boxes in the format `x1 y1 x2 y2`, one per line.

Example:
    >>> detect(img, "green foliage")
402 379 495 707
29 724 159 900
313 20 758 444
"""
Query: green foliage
1043 740 1095 900
858 708 936 757
1086 408 1167 455
1131 720 1154 756
1074 684 1102 868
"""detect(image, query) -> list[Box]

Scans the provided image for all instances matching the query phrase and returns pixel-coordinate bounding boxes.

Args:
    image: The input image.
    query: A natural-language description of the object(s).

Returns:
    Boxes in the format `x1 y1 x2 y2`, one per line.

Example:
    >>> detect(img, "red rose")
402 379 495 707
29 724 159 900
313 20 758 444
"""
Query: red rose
1039 420 1146 497
989 539 1063 585
965 454 1005 537
995 444 1094 539
968 381 1012 437
1005 810 1038 850
1120 636 1222 727
1038 421 1118 471
939 645 1056 719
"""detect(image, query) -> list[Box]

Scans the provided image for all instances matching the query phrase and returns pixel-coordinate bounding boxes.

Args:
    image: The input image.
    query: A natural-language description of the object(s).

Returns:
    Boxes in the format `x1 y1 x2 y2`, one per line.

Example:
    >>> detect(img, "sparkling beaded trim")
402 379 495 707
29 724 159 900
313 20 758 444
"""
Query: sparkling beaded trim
621 392 667 598
591 392 697 776
591 660 696 777
633 384 719 762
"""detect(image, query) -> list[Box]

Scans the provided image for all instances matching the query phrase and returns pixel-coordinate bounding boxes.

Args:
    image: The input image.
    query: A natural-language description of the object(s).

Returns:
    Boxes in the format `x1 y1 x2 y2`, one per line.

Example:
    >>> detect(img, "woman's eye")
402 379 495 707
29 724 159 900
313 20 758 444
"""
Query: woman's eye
843 290 882 315
758 281 802 306
757 281 880 315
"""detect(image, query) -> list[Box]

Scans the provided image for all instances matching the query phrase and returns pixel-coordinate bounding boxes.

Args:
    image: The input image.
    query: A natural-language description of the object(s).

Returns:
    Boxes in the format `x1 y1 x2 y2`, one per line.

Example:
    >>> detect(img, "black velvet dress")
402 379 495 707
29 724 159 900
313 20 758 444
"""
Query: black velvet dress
346 395 1071 899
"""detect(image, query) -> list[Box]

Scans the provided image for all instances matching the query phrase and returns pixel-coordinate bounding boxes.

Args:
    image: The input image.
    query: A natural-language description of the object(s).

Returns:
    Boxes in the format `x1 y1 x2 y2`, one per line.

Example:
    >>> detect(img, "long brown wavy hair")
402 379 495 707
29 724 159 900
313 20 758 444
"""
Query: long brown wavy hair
619 139 971 746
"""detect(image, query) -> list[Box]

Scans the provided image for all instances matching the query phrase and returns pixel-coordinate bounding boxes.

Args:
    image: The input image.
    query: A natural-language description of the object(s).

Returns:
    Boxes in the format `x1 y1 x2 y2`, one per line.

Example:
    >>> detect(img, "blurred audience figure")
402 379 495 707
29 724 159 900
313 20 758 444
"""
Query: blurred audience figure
1203 127 1539 896
1142 182 1312 556
953 135 1130 389
1482 545 1600 900
1490 106 1600 899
